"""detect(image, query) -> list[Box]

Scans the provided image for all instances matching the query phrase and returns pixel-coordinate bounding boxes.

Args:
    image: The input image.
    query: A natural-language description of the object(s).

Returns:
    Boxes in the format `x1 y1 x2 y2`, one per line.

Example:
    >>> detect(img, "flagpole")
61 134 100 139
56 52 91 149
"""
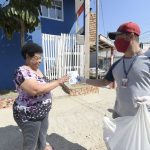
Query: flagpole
84 0 90 78
96 0 99 79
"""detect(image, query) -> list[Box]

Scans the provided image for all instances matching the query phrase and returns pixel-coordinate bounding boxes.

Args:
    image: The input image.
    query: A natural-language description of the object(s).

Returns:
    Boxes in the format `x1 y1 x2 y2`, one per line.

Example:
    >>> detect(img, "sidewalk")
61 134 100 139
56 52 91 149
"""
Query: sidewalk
0 87 116 150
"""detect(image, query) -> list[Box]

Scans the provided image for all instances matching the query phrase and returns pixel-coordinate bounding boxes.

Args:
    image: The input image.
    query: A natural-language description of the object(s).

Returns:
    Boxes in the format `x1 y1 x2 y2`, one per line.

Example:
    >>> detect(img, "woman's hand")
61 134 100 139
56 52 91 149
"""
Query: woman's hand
58 75 69 85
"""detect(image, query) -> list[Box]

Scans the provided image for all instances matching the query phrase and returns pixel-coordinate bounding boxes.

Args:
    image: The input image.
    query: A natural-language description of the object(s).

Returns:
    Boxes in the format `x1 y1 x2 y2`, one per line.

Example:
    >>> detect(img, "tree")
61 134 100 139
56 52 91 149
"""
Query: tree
0 0 52 46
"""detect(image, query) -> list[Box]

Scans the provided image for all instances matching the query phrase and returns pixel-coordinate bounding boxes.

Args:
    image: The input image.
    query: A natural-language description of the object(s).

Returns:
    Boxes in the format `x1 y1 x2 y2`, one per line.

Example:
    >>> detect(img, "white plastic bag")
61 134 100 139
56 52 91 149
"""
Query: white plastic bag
67 71 79 84
103 103 150 150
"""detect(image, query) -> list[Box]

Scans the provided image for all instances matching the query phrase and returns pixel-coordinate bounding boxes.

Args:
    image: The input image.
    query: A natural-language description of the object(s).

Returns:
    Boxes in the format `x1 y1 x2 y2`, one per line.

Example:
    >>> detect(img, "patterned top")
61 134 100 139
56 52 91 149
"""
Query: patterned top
13 66 52 123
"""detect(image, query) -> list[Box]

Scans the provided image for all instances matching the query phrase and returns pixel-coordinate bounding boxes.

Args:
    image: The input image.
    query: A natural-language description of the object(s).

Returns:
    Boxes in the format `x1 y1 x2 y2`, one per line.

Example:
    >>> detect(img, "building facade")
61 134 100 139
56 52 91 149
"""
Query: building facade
0 0 77 90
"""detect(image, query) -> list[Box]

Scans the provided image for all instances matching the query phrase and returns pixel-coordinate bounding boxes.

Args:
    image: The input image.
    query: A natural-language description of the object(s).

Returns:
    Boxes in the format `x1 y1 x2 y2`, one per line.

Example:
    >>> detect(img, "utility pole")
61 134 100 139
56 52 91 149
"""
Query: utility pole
84 0 90 78
96 0 99 79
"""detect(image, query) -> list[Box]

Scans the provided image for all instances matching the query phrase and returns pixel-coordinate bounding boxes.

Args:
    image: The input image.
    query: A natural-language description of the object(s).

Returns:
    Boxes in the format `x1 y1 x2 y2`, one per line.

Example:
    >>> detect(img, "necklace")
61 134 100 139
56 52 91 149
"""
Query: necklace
121 55 138 88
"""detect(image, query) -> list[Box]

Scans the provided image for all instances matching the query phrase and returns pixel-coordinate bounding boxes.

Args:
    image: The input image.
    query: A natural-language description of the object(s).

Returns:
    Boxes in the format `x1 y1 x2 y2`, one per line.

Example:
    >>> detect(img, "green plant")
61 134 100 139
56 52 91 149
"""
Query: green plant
0 0 52 46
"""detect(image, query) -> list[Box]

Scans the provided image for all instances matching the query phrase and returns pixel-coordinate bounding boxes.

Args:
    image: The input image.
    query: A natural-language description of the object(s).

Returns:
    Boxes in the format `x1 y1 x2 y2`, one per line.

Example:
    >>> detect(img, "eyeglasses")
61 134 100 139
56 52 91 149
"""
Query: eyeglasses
32 55 43 61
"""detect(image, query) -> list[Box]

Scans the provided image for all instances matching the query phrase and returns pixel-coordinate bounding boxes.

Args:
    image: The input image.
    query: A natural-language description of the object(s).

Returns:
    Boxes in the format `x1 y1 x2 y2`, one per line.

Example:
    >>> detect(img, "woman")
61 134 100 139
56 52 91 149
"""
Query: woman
13 42 69 150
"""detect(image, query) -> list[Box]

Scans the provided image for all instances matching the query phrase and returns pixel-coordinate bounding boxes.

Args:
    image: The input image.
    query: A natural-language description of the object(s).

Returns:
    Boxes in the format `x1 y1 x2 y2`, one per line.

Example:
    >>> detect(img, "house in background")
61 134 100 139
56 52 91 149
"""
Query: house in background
0 0 85 90
140 42 150 51
140 42 150 57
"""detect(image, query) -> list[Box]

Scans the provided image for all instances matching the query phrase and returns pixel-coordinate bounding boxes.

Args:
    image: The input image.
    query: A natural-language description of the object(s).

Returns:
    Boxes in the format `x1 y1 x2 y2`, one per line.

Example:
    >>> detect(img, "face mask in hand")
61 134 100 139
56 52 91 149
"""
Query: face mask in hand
114 38 130 53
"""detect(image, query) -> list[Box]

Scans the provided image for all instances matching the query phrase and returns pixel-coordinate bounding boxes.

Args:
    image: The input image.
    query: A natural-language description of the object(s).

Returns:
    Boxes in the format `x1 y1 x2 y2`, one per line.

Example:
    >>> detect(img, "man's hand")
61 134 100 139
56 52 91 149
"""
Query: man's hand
134 96 150 107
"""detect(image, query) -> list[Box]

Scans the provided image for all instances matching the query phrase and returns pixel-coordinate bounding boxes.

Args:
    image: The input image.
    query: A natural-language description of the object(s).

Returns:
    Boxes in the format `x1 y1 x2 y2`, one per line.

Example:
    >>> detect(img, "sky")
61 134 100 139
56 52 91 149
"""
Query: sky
1 0 150 43
90 0 150 43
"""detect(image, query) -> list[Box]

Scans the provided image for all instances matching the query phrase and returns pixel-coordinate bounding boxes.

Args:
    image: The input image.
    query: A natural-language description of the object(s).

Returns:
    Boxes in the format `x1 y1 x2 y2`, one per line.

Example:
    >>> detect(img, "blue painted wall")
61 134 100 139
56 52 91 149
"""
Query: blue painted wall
0 29 43 90
41 0 75 34
0 31 23 90
0 0 76 90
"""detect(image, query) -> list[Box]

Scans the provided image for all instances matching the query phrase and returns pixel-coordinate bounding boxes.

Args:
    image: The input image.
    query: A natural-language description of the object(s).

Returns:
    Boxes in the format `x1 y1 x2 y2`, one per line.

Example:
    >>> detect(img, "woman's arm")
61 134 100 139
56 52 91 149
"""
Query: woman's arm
20 75 69 96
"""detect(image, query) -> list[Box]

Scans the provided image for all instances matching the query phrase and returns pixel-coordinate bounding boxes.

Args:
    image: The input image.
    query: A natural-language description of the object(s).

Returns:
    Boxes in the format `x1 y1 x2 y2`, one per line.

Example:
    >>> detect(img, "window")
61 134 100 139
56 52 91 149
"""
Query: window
41 0 63 21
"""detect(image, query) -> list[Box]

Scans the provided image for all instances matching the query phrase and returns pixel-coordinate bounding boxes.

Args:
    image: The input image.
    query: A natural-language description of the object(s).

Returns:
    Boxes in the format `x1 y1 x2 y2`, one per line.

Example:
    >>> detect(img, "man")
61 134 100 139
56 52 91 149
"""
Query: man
82 22 150 118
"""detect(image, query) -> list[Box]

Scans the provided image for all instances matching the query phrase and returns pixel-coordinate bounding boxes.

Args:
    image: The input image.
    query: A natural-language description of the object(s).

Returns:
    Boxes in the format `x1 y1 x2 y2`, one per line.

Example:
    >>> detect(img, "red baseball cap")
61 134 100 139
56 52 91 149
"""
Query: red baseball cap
108 22 141 40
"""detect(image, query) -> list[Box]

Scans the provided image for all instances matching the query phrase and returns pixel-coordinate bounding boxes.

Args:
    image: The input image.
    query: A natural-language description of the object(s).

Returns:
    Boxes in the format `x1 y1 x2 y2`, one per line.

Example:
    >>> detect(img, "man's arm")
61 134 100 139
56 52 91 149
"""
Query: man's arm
79 59 121 87
86 78 112 87
86 58 122 87
84 60 120 87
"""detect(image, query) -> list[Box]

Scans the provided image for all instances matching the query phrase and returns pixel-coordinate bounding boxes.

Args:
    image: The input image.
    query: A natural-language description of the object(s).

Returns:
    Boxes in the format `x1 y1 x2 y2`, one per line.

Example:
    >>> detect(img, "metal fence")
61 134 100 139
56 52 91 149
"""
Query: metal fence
42 33 85 80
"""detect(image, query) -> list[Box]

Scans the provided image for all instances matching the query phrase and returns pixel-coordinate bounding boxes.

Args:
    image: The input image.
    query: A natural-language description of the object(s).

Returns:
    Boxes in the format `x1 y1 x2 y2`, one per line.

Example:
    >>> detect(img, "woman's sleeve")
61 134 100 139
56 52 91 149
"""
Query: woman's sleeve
13 67 34 86
43 74 51 83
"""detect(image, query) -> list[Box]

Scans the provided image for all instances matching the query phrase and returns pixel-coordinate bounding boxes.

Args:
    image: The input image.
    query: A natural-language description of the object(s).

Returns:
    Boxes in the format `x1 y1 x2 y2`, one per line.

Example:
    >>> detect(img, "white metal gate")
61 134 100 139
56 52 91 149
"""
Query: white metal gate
42 33 85 80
